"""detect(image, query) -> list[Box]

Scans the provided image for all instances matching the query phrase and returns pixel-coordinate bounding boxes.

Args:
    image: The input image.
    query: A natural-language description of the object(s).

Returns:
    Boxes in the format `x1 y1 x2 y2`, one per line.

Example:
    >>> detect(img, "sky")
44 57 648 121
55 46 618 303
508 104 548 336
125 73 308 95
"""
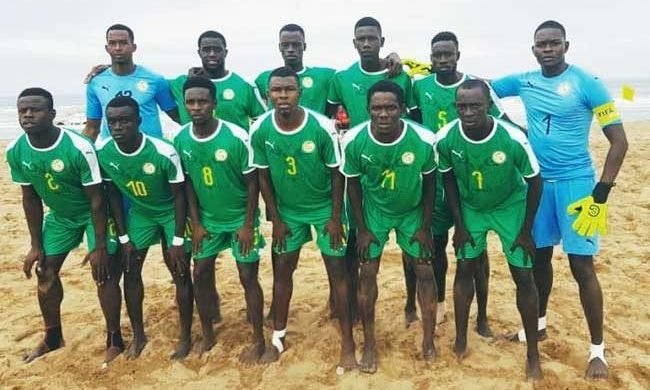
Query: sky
1 0 647 98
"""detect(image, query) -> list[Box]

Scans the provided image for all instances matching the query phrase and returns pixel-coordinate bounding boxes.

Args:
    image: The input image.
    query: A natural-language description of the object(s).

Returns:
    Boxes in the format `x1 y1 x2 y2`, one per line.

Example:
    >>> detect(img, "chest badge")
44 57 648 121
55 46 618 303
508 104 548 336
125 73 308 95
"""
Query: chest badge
51 159 65 172
223 89 235 100
302 140 315 153
143 162 156 174
137 80 149 92
492 151 506 164
401 152 415 165
215 149 228 161
301 77 314 88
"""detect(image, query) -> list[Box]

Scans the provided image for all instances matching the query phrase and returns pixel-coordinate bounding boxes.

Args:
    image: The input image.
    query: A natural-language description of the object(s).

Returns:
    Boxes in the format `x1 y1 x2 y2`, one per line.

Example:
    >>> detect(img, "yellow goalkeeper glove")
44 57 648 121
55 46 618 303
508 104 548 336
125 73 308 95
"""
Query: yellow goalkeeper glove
567 182 613 236
401 58 432 77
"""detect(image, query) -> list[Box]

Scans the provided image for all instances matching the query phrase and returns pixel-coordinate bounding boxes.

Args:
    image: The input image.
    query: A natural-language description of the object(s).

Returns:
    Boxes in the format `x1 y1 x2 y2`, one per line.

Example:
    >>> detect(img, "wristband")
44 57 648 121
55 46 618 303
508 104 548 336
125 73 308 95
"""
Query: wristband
118 234 130 244
172 236 185 246
592 182 614 203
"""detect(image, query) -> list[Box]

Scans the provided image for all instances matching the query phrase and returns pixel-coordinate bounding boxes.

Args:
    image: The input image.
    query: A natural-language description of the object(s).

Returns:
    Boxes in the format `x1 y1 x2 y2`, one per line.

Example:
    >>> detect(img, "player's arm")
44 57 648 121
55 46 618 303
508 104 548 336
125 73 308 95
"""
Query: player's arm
184 176 208 254
237 170 260 257
258 168 290 252
410 171 436 257
83 119 101 141
83 183 111 283
83 64 109 84
511 174 542 262
381 52 403 77
156 78 181 124
408 108 423 124
165 108 181 125
21 185 45 279
600 123 628 186
347 176 376 259
168 181 188 277
106 180 136 273
324 168 345 250
442 170 474 259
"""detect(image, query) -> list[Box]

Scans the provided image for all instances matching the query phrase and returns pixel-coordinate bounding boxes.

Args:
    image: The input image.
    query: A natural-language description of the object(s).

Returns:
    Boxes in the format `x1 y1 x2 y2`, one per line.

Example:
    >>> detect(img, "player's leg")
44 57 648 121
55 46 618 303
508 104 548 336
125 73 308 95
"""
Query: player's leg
345 229 359 322
193 255 218 355
432 233 449 324
509 264 542 379
358 257 381 373
402 252 418 327
474 251 492 337
122 247 148 359
453 256 478 360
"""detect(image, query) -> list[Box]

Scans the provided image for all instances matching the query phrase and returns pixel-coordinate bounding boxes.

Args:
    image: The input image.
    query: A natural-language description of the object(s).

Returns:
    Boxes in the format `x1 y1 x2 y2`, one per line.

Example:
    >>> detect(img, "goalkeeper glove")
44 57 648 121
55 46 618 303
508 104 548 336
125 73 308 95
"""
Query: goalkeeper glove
567 182 613 236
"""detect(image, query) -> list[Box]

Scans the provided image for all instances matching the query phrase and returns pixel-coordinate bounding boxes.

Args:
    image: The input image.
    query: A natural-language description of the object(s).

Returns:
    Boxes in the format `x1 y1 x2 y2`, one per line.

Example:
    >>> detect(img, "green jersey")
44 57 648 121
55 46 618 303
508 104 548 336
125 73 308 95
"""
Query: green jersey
174 120 254 230
97 134 184 218
169 71 266 130
436 117 539 211
255 66 336 114
341 120 437 217
6 129 101 220
412 73 505 132
327 62 414 127
250 108 340 220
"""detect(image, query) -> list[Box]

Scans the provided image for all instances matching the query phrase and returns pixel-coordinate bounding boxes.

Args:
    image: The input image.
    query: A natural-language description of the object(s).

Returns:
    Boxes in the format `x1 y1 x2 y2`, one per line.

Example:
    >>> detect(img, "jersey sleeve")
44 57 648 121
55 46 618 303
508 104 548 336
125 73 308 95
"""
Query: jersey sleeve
422 144 437 174
75 146 102 186
320 121 341 168
249 124 269 168
510 133 540 178
6 147 30 185
340 137 360 177
435 138 452 173
581 74 622 127
401 74 415 111
248 83 267 118
154 77 178 112
162 147 184 183
491 74 522 98
254 72 269 101
85 83 102 120
411 80 422 109
327 73 343 104
172 135 189 174
487 83 507 118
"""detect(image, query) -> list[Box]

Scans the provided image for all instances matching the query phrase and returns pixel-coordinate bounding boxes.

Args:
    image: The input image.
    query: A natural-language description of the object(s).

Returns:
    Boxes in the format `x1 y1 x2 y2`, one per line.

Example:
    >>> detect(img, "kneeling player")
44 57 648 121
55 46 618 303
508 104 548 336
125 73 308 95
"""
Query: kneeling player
97 96 193 360
437 79 542 379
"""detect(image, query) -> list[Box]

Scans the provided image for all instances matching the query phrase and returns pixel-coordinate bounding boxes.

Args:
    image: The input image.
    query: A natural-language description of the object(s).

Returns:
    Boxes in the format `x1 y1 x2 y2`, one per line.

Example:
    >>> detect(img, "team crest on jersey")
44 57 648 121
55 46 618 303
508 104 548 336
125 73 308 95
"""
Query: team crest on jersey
302 77 314 88
492 151 506 165
223 89 235 100
136 80 149 92
556 82 571 96
143 162 156 174
215 149 228 161
51 159 65 172
302 140 316 153
401 152 415 165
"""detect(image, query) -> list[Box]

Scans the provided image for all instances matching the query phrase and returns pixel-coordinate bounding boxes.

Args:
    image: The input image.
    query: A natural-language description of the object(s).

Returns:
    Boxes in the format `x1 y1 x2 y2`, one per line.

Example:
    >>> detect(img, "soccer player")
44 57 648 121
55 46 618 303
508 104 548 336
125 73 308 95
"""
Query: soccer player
169 30 267 130
491 20 628 380
173 77 266 363
97 96 193 360
341 80 438 373
437 80 543 379
408 31 508 332
7 88 122 364
255 24 335 114
250 67 356 370
84 24 179 141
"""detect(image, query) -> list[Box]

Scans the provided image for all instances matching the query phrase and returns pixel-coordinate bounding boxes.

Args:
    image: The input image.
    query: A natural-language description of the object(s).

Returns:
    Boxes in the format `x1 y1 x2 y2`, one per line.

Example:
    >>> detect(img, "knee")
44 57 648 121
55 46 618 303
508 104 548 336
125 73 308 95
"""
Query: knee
415 265 435 283
237 268 257 289
36 267 58 292
568 256 596 285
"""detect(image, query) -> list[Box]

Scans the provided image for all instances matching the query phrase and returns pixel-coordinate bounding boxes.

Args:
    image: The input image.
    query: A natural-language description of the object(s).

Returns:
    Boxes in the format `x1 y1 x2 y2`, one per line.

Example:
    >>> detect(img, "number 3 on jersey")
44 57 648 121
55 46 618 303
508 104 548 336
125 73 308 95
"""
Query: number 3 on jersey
286 156 297 175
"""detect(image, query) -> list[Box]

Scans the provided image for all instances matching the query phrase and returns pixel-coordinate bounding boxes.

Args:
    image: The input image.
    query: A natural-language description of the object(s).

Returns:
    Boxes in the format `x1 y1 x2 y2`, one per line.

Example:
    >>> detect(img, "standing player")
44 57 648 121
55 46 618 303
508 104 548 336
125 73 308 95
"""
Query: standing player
169 30 267 130
437 80 543 379
97 96 193 360
341 80 438 373
250 67 356 371
492 20 628 380
408 31 507 332
84 24 179 141
174 77 267 363
7 88 122 364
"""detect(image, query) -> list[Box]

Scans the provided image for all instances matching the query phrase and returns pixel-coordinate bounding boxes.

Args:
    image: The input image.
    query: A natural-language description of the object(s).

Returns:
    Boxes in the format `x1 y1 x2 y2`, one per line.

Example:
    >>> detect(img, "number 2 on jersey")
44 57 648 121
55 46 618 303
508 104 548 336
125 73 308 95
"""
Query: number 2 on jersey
126 180 148 196
202 166 214 186
286 156 297 175
381 169 396 190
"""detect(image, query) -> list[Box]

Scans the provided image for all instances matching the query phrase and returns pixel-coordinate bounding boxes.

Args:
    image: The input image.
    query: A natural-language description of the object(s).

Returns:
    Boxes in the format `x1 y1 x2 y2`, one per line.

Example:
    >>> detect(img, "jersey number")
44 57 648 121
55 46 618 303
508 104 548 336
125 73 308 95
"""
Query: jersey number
115 90 132 98
437 110 448 129
472 171 484 190
126 180 148 197
286 156 297 175
44 173 60 191
202 166 214 186
542 114 551 135
381 169 396 190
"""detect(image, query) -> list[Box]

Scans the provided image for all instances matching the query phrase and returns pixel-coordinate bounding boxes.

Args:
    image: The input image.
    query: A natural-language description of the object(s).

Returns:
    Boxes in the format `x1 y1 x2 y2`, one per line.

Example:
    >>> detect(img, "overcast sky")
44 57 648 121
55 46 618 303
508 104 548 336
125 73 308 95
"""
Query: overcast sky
1 0 647 98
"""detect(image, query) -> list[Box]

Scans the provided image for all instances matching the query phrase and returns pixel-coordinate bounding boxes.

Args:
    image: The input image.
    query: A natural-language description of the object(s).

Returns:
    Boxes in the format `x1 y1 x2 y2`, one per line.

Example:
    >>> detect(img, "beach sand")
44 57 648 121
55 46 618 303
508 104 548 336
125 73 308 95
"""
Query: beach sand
0 122 648 389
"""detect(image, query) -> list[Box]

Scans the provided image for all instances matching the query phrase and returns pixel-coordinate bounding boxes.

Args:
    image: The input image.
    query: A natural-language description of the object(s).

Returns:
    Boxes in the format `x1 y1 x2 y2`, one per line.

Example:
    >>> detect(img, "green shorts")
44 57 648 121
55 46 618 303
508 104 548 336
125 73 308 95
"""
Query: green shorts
456 200 529 268
273 212 348 257
43 212 118 256
432 173 454 236
127 209 191 251
364 206 428 260
194 219 266 263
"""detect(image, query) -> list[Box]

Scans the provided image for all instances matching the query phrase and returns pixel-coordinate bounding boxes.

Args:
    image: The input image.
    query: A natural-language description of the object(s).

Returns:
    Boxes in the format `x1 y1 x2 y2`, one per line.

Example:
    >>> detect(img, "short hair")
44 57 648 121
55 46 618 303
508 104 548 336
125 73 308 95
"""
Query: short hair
534 20 566 39
456 79 491 101
354 17 382 34
279 24 305 38
431 31 459 48
183 76 217 101
367 80 404 105
106 96 140 116
18 87 54 110
197 30 227 48
269 66 299 86
106 23 134 42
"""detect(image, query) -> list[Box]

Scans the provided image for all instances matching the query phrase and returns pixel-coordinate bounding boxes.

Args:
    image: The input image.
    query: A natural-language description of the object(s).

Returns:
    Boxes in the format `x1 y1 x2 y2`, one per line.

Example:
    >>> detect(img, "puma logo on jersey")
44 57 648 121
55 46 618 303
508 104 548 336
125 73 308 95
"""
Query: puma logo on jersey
361 154 374 163
21 161 33 170
424 92 434 101
182 150 192 159
109 162 120 171
265 141 276 150
101 85 109 91
451 150 464 160
352 83 362 92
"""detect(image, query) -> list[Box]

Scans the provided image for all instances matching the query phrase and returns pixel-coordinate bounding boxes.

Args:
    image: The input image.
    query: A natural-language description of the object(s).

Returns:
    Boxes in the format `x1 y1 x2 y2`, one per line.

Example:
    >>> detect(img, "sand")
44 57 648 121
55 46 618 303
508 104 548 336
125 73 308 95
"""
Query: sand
0 122 648 390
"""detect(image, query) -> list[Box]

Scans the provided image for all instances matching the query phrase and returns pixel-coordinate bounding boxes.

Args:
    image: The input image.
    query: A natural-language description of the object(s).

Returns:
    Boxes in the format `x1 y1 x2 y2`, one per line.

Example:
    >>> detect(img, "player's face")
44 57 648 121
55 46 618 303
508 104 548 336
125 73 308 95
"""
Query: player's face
430 40 459 75
269 76 301 115
279 31 306 66
184 87 215 125
368 92 403 135
532 28 568 69
198 37 228 71
17 96 55 135
105 29 136 64
106 106 141 145
456 87 490 131
353 26 384 60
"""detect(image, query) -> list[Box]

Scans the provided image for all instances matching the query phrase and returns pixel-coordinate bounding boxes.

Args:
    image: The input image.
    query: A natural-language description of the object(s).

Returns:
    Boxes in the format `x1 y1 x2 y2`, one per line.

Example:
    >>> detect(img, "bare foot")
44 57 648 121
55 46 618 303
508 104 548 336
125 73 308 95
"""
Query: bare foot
405 308 419 328
526 356 544 380
259 344 281 364
239 342 265 365
585 358 608 380
359 346 377 374
170 339 192 360
104 346 123 364
453 340 469 361
338 349 358 371
476 318 494 338
422 343 436 361
197 336 216 357
125 336 147 360
23 339 63 363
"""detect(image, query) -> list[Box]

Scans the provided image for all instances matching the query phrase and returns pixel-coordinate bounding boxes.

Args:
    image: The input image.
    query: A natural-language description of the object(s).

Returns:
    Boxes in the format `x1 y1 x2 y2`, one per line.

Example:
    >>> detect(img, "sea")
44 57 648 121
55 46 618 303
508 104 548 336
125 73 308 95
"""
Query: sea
1 78 649 140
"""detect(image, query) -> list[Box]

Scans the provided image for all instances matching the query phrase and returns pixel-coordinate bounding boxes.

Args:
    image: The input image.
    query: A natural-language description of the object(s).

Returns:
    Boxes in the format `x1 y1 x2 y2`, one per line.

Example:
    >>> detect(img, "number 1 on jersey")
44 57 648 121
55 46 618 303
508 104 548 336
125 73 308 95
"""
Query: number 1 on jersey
543 114 551 134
